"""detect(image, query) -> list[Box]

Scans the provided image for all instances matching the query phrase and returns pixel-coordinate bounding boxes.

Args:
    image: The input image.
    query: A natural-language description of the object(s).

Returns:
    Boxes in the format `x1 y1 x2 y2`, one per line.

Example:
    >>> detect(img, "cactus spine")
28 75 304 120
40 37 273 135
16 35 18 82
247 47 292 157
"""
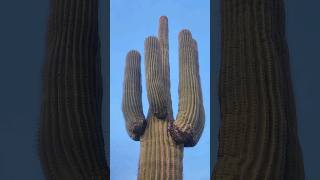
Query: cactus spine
39 0 108 179
122 16 205 180
214 0 305 179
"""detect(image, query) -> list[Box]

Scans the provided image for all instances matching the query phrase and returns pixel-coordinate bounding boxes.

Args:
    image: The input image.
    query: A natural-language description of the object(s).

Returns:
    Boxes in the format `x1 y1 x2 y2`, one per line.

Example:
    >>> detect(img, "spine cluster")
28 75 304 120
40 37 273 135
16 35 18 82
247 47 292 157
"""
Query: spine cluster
214 0 304 179
39 0 108 179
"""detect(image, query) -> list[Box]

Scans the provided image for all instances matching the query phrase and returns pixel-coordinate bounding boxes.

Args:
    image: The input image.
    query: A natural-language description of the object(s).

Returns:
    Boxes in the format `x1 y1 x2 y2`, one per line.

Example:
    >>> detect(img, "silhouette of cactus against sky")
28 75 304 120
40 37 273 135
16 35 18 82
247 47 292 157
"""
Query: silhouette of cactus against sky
122 16 205 180
214 0 305 179
38 0 109 179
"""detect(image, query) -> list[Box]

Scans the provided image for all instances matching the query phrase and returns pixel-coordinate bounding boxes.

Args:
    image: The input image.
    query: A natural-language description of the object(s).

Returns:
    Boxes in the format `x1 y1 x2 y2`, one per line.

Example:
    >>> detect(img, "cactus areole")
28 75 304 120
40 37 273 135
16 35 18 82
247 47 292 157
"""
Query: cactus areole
122 16 205 180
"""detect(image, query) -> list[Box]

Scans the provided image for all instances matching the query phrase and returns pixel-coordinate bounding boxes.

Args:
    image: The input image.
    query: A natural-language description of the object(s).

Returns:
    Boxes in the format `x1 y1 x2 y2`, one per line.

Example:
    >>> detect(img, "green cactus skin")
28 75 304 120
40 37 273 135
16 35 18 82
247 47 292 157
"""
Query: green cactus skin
122 16 205 180
39 0 108 179
213 0 305 179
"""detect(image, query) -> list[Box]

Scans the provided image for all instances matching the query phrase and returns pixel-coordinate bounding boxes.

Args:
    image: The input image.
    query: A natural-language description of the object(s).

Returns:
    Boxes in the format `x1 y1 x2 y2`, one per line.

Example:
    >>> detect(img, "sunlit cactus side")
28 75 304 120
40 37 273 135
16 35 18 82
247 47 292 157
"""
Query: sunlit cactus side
38 0 108 179
214 0 304 179
122 16 205 180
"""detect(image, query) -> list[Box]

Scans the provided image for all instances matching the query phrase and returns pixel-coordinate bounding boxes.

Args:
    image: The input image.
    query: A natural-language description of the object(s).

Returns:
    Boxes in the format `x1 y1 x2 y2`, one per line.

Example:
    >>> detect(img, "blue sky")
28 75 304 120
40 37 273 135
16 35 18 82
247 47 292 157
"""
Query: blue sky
110 0 210 179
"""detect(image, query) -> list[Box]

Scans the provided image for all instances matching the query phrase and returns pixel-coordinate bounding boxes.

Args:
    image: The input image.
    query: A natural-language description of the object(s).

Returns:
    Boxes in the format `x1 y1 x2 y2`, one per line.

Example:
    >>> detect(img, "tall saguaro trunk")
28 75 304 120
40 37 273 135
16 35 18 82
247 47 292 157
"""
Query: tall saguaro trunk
214 0 305 179
39 0 108 179
122 16 205 180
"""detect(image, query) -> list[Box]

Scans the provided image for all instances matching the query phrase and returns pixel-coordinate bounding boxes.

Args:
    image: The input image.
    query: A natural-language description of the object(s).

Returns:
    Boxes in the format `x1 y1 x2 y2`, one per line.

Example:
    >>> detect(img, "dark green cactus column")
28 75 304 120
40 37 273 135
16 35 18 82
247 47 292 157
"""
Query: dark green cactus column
122 16 205 180
39 0 108 179
214 0 304 179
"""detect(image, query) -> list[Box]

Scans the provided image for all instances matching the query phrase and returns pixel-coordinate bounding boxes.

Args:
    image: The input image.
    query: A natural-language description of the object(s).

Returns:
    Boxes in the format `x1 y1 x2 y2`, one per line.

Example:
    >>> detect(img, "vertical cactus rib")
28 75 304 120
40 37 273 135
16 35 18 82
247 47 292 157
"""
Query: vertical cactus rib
214 0 305 179
122 50 147 141
168 29 205 147
39 0 108 179
144 37 167 119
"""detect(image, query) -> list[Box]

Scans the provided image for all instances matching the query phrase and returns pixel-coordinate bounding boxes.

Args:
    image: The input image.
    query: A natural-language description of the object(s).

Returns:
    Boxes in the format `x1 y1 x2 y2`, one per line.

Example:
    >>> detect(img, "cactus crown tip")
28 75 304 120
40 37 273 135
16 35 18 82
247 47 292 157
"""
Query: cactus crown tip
179 29 193 42
160 16 168 21
128 49 140 54
127 50 141 58
128 49 140 55
179 29 192 35
145 36 159 44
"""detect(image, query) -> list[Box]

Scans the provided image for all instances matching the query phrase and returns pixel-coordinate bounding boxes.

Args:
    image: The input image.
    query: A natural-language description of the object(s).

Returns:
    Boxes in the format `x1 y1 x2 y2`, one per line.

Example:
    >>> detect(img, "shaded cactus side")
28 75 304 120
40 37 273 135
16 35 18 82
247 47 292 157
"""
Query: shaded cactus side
214 0 304 179
122 16 205 180
38 0 108 179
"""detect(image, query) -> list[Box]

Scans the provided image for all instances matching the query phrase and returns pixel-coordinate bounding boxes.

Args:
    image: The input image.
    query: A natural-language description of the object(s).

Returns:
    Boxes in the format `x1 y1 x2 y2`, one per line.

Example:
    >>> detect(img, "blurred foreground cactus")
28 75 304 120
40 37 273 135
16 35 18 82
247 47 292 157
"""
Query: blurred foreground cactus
214 0 305 179
39 0 109 179
122 16 205 180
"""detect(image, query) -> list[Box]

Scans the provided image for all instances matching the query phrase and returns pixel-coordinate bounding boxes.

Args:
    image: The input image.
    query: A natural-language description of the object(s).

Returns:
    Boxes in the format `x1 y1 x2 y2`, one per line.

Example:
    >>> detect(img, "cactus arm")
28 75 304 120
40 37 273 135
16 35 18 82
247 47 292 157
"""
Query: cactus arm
39 0 108 179
168 30 205 147
122 50 147 141
144 37 167 119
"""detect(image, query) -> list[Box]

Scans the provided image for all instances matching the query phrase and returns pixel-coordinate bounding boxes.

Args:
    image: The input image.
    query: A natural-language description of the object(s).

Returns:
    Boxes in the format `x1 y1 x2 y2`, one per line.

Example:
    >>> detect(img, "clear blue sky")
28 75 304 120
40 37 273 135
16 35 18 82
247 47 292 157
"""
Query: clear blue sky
110 0 210 179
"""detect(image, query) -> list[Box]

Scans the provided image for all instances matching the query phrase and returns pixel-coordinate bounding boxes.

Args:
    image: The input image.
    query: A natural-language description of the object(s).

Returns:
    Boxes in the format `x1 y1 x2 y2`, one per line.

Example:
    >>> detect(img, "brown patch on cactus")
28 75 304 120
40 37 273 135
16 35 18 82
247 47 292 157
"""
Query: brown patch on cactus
168 119 195 147
127 120 147 141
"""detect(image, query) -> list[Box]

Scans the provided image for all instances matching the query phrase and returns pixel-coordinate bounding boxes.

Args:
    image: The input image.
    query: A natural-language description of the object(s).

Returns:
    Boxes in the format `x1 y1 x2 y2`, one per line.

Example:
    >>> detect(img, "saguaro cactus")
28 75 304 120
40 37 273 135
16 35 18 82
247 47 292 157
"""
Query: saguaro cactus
122 16 205 180
214 0 304 179
39 0 108 179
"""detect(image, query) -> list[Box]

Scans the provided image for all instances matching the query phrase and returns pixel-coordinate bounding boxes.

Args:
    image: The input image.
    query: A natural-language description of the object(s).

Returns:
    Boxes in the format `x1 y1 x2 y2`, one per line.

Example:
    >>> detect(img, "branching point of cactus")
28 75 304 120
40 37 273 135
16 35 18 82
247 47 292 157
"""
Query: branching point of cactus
168 119 196 147
127 119 147 141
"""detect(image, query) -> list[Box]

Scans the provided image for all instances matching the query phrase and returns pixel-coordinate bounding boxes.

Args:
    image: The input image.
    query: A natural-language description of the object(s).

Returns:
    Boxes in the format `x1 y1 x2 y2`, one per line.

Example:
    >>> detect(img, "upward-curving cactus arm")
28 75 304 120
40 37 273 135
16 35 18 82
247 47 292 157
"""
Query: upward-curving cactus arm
122 51 146 141
168 30 205 147
144 37 168 119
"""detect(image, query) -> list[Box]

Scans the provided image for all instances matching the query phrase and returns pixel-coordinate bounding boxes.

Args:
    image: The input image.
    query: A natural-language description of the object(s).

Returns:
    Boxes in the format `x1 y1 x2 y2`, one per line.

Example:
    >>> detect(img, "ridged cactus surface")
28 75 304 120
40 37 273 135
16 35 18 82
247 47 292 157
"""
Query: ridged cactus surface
122 16 205 180
214 0 304 179
39 0 108 179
